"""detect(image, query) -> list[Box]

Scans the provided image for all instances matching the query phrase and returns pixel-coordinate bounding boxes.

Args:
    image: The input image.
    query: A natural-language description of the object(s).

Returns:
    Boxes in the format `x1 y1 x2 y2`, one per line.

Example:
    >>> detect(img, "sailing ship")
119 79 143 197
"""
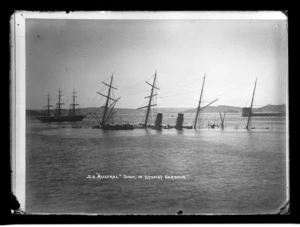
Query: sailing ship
38 89 86 123
137 71 162 129
92 74 134 130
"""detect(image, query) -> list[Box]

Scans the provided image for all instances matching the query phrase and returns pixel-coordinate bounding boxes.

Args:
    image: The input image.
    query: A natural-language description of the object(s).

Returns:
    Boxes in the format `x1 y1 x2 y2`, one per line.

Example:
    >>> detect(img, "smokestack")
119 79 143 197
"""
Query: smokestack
155 113 163 129
175 113 184 130
242 107 251 117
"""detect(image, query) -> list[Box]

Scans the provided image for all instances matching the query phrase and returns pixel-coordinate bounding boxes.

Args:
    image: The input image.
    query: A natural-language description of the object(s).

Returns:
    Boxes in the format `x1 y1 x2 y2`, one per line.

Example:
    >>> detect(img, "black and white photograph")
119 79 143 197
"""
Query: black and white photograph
10 11 289 216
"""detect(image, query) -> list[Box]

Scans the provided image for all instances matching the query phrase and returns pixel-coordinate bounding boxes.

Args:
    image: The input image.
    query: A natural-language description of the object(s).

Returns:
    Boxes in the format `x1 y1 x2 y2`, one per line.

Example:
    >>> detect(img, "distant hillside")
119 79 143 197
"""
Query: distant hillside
26 104 286 117
27 107 192 117
183 104 287 114
155 108 191 113
183 105 241 113
252 104 286 113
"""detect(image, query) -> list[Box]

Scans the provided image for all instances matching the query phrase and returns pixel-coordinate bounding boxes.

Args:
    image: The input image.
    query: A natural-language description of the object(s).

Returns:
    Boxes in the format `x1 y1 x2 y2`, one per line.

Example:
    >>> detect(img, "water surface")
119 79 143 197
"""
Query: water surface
26 113 288 214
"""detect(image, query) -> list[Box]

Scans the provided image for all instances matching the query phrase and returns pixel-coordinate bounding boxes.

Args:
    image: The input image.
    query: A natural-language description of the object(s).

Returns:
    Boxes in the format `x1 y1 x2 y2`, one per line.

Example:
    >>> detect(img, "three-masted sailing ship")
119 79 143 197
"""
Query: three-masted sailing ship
38 89 85 123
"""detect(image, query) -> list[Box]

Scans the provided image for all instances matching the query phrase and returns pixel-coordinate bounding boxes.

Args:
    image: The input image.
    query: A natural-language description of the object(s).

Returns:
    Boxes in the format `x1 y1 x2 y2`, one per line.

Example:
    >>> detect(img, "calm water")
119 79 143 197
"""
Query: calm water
26 113 288 214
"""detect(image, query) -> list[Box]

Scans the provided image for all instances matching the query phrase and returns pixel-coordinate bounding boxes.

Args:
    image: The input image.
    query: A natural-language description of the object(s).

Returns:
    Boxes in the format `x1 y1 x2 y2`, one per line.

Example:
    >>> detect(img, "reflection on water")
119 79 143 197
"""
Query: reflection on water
26 113 288 214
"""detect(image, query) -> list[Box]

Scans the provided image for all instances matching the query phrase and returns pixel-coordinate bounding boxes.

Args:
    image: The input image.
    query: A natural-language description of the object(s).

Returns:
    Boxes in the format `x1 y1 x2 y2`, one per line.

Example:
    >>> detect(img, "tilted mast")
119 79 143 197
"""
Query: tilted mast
97 74 120 127
56 88 64 118
69 89 79 116
246 78 257 130
194 74 206 129
137 71 159 127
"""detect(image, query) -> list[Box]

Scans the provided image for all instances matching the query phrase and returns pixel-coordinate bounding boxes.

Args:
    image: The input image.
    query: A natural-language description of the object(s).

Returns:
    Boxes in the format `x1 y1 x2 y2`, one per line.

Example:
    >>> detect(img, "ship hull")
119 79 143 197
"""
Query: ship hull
38 115 85 122
102 124 134 130
92 124 134 130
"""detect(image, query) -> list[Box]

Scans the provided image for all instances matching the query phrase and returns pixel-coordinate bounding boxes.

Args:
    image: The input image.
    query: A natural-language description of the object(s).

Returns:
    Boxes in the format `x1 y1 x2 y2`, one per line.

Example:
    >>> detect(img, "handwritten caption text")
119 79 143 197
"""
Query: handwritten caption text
87 173 189 181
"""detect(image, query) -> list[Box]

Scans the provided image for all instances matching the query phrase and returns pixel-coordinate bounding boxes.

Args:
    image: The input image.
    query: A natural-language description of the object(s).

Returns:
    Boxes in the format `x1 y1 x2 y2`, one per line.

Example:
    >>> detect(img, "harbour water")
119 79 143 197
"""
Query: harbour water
26 113 288 214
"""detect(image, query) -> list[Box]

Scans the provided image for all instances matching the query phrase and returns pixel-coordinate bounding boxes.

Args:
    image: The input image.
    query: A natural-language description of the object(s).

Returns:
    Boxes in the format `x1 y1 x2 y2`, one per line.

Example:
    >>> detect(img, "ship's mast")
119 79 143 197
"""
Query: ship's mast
69 89 79 116
102 76 113 127
45 93 52 117
144 72 157 127
246 78 257 130
137 71 159 127
97 74 119 127
194 74 206 129
56 88 64 118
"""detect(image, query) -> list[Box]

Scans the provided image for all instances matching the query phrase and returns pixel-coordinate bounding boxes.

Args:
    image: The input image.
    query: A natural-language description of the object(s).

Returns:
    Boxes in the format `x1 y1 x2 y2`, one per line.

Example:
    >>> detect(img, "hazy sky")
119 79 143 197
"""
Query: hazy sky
26 17 287 110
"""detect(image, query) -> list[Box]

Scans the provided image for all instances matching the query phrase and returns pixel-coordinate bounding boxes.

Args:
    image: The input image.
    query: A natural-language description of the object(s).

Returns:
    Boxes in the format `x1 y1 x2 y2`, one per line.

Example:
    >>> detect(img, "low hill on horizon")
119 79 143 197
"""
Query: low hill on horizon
26 104 286 117
183 105 242 113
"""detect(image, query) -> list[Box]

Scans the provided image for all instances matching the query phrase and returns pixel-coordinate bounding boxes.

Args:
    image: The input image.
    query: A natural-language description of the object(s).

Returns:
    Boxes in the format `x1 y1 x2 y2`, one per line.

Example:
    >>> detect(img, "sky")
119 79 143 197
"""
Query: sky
25 16 288 110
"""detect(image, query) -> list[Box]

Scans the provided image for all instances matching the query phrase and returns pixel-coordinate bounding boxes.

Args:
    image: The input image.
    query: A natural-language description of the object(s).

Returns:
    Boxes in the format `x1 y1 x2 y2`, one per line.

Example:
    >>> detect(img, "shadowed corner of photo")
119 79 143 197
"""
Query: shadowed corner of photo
10 171 25 215
177 210 183 215
277 200 290 215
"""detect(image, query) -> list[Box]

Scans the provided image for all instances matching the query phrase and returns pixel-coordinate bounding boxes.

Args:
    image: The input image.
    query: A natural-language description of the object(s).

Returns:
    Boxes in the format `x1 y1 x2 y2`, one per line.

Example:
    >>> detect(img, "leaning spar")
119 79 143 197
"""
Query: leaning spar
93 74 133 130
193 74 206 129
137 71 159 128
246 78 257 130
96 74 120 127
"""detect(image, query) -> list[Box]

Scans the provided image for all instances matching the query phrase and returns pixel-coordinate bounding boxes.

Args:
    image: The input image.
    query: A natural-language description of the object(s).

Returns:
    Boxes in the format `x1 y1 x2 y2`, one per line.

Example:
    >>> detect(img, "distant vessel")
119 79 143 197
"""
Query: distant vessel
38 89 85 123
242 107 286 117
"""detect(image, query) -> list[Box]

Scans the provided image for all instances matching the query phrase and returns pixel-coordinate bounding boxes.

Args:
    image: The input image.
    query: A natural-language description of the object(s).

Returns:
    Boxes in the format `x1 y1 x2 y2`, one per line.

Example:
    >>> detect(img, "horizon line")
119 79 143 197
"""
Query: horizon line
26 103 287 111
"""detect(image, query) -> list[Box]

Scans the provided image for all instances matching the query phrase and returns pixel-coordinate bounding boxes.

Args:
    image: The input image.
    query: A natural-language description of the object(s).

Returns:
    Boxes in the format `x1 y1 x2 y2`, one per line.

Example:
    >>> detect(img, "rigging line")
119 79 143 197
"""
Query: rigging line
160 89 203 98
211 82 255 99
93 99 106 110
102 75 114 83
163 98 197 109
121 90 150 98
159 96 173 108
243 96 251 108
159 94 200 105
86 87 108 107
123 89 149 94
146 73 156 83
160 96 199 107
159 76 205 96
191 108 197 113
117 75 154 95
112 79 118 91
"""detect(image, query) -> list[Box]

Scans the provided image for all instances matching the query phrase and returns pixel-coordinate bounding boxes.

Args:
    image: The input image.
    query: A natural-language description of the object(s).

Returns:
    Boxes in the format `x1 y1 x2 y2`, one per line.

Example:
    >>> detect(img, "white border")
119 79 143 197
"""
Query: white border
11 12 26 211
285 19 290 204
16 10 287 20
11 10 288 214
